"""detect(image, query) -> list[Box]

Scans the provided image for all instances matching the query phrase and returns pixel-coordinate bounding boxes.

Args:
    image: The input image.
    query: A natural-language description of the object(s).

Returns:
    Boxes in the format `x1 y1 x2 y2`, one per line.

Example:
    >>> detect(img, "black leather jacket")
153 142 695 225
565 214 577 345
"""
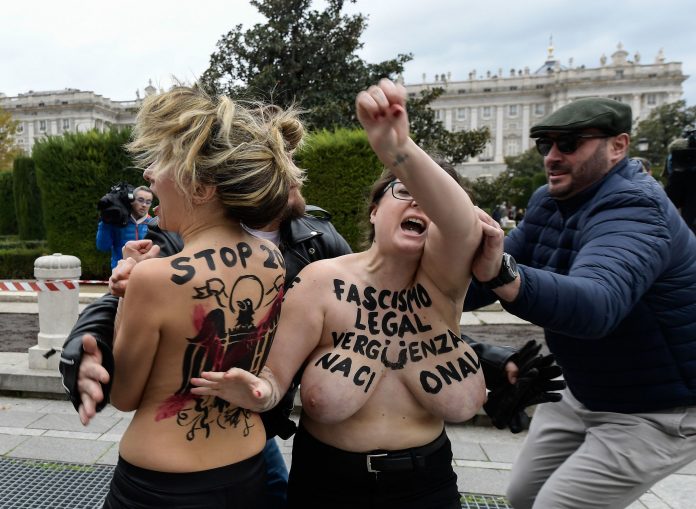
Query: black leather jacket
59 207 515 436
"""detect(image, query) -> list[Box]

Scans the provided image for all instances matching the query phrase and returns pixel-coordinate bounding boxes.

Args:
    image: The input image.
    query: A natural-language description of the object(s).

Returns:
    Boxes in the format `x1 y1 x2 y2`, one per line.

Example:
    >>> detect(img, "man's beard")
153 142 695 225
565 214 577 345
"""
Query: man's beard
547 143 608 200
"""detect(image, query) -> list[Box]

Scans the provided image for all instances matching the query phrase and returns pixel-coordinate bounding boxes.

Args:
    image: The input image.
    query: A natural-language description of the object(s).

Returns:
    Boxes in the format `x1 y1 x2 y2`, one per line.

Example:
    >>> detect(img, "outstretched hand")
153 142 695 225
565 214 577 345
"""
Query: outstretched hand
190 368 273 413
77 334 110 426
355 78 410 161
483 340 566 433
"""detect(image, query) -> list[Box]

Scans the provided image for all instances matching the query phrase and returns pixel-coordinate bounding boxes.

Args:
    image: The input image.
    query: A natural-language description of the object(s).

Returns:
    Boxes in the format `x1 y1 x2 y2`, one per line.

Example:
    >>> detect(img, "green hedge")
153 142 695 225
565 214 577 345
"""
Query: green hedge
297 129 383 250
12 157 45 240
23 127 383 274
0 246 48 279
0 236 47 250
0 172 17 235
32 129 146 279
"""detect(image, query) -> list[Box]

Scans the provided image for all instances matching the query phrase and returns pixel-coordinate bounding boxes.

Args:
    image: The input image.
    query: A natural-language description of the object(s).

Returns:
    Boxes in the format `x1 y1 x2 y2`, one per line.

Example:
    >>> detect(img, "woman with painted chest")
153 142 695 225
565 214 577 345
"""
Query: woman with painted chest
191 78 486 509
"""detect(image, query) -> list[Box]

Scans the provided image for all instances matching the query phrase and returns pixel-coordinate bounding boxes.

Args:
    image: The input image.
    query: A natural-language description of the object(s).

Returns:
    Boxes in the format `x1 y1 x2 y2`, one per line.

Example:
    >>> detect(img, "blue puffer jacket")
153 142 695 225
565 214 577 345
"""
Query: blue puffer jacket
467 158 696 412
96 217 153 269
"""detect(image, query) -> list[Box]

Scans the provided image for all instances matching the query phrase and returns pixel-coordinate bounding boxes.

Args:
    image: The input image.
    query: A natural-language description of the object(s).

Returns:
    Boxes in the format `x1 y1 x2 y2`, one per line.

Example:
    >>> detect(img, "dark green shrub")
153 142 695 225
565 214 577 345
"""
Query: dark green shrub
12 157 45 240
0 236 47 250
32 129 146 279
0 246 48 279
296 129 383 250
0 172 17 235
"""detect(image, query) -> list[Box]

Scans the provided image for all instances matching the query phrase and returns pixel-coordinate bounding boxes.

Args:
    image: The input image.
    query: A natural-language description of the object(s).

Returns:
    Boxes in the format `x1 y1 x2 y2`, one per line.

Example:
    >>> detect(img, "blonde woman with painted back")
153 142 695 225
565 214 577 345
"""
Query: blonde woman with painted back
101 85 304 509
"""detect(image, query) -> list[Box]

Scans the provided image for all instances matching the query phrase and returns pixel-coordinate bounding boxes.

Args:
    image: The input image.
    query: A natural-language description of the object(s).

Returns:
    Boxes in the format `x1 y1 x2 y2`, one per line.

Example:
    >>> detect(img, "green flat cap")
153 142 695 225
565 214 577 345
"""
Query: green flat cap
530 97 632 138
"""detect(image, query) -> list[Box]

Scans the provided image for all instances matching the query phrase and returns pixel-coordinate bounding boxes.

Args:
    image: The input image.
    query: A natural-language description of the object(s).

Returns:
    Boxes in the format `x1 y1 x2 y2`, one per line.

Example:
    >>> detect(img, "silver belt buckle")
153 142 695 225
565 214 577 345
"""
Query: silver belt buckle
366 453 388 473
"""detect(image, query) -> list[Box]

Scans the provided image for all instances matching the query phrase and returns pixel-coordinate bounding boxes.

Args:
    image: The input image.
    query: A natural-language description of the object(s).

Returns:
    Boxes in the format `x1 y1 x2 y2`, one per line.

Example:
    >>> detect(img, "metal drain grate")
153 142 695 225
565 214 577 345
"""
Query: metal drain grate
0 456 511 509
0 457 112 508
460 493 512 509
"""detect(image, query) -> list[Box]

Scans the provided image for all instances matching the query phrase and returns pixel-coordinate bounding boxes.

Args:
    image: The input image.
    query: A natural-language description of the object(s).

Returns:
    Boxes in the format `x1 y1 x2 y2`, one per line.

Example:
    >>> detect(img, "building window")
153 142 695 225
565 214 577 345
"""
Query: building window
39 120 46 132
535 104 545 116
456 108 467 120
17 138 24 144
479 142 494 161
508 105 518 117
16 124 24 134
63 119 70 130
505 138 520 157
457 89 467 94
646 94 657 105
615 70 624 79
434 109 442 121
482 106 492 119
610 96 623 102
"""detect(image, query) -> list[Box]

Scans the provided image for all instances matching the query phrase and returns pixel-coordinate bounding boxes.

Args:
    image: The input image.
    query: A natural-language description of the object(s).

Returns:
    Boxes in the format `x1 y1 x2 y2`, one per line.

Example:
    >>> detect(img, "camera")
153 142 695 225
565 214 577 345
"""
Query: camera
671 129 696 173
97 182 135 226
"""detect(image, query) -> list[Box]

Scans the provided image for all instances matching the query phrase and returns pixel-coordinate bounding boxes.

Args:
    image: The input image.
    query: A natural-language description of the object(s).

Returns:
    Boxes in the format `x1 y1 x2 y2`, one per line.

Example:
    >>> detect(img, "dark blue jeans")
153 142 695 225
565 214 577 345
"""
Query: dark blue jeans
263 438 289 508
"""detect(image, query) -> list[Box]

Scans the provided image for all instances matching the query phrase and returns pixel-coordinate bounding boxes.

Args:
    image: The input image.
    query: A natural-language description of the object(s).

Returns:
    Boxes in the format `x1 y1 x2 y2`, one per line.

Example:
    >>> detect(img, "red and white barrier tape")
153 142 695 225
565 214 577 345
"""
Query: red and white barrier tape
0 279 107 292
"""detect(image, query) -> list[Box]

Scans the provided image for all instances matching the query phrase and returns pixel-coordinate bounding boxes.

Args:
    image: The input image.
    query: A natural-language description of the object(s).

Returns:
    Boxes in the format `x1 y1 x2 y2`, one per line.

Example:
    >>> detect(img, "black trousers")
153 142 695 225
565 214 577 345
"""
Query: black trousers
103 453 269 509
287 424 460 509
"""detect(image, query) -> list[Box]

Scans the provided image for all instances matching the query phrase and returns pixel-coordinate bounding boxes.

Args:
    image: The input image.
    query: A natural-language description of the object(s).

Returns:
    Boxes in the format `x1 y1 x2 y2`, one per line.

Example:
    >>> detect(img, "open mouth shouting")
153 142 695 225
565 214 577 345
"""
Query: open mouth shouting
401 217 426 235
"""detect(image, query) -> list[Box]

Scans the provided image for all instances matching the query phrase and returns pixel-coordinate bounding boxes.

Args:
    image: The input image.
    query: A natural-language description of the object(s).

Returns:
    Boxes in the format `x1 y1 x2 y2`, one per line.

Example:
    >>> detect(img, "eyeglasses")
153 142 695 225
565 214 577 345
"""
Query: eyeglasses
382 180 413 202
535 134 610 156
135 198 153 205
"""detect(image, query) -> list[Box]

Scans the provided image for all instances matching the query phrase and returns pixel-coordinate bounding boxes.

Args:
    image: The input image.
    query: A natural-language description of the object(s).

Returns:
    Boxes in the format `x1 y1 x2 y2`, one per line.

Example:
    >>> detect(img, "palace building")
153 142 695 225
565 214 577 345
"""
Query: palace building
0 81 157 155
404 43 687 178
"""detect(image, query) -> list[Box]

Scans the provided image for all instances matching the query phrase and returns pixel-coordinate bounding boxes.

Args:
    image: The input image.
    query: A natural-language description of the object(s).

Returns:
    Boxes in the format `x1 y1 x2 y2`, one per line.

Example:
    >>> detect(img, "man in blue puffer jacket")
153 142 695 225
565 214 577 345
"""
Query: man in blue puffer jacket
466 97 696 509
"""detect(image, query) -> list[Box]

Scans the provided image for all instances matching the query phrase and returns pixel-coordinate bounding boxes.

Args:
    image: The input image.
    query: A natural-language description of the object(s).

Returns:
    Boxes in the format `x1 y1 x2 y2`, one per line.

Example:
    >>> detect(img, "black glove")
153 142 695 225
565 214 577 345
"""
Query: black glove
483 340 565 433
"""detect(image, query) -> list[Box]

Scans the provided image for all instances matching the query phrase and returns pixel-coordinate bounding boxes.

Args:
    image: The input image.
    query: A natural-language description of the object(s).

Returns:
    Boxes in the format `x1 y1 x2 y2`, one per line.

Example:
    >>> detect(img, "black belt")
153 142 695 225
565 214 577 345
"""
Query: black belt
365 430 448 474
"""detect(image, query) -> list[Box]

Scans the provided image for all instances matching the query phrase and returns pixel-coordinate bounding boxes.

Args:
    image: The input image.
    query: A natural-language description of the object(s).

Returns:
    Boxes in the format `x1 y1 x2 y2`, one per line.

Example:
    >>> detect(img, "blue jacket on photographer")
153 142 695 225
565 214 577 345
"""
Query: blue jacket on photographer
96 184 155 269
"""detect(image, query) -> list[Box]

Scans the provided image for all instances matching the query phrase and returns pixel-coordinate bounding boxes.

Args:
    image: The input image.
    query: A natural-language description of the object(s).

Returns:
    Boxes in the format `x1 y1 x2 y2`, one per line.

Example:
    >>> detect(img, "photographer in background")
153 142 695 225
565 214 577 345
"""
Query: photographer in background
665 130 696 235
96 184 155 269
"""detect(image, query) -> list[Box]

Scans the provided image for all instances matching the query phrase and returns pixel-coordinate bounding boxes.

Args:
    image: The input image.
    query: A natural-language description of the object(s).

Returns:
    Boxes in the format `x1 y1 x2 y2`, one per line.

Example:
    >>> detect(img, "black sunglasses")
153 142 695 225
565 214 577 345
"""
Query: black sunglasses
535 134 610 156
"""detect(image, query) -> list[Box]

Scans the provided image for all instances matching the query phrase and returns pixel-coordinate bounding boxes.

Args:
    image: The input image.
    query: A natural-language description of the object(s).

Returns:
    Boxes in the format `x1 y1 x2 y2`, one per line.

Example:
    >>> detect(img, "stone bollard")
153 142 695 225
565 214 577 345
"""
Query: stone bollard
28 253 81 370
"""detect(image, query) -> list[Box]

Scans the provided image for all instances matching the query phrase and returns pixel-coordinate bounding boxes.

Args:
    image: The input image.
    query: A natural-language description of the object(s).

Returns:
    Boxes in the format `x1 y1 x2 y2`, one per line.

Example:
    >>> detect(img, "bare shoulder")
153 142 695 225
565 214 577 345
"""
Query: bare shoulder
125 258 176 303
291 253 359 286
128 258 171 286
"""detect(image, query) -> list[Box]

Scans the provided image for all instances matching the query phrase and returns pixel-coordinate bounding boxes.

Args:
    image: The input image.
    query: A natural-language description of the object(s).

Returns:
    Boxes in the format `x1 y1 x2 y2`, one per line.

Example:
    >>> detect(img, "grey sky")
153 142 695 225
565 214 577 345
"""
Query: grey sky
2 0 693 109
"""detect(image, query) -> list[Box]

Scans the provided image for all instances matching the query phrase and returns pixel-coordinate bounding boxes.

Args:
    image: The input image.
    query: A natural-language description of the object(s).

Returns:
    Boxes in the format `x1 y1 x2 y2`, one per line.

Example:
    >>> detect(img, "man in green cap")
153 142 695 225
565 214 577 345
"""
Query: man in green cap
464 97 696 508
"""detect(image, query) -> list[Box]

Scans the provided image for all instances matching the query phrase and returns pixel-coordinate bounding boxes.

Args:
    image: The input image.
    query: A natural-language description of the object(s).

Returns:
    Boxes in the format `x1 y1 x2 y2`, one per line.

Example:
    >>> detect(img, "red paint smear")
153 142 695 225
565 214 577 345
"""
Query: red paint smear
192 304 207 332
155 392 195 421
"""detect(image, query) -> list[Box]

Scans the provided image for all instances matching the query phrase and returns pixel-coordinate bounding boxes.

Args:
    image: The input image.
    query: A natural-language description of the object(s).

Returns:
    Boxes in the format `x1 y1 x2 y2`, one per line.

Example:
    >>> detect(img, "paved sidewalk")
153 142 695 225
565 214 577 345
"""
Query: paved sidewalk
1 393 695 507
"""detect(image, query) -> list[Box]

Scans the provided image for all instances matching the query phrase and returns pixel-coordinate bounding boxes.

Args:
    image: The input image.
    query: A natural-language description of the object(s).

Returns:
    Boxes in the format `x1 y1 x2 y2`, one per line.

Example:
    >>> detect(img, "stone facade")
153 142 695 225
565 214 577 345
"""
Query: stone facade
0 81 157 155
404 44 688 179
